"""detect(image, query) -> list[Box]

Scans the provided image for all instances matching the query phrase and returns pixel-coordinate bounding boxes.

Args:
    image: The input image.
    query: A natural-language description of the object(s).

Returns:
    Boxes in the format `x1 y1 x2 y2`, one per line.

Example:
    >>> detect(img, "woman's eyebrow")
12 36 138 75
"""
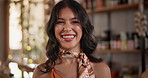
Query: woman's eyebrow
72 17 78 19
57 18 64 20
71 17 79 20
57 17 79 20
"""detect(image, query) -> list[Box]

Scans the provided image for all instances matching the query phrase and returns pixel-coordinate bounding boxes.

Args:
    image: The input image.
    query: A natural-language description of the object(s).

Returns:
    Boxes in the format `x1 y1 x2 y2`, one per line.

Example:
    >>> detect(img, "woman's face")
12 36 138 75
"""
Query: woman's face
54 7 82 51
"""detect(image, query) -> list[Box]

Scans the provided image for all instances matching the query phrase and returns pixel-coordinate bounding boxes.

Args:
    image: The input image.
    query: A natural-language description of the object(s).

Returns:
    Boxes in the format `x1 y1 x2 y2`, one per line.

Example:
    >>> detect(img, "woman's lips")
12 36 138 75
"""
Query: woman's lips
61 34 76 42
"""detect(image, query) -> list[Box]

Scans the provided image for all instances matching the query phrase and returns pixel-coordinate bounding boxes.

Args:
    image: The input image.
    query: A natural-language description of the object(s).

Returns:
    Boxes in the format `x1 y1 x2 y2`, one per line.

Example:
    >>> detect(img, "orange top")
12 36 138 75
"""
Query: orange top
49 69 61 78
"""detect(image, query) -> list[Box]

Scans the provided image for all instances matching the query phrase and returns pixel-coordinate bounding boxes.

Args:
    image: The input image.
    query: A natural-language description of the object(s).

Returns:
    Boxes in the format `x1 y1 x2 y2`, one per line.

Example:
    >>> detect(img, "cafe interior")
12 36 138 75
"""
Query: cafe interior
0 0 148 78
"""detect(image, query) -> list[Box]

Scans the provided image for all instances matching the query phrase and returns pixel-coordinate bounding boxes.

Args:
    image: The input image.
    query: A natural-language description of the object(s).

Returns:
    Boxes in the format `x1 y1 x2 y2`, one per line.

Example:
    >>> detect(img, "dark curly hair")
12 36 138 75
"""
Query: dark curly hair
42 0 102 73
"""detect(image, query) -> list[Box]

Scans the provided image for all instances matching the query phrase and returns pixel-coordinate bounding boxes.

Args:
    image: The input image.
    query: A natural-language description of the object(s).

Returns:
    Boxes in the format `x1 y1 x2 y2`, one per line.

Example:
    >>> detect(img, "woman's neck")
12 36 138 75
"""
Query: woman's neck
62 58 77 64
59 47 81 54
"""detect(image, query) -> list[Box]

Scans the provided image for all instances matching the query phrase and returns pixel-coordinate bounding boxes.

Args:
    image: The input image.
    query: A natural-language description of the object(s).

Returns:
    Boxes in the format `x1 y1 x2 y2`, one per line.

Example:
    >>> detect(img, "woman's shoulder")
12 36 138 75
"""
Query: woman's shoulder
33 63 50 78
91 62 111 78
91 62 110 70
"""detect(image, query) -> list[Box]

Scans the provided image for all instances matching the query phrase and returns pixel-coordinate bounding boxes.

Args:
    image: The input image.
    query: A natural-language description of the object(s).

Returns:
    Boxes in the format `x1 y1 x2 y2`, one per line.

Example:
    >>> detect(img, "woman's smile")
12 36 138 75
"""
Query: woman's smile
61 34 76 42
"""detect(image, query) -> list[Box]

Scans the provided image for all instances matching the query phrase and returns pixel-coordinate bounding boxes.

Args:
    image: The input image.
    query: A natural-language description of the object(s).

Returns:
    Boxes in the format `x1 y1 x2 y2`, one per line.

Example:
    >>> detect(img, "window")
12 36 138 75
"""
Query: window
9 0 55 63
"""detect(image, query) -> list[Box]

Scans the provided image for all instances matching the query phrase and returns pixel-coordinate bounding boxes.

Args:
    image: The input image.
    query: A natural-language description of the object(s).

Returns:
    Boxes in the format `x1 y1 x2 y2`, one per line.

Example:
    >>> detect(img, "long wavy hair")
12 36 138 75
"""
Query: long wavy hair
42 0 102 73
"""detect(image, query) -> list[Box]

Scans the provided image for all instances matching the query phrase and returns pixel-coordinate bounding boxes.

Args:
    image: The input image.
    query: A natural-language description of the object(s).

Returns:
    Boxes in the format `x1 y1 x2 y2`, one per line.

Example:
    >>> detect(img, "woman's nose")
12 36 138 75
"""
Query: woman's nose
63 23 72 31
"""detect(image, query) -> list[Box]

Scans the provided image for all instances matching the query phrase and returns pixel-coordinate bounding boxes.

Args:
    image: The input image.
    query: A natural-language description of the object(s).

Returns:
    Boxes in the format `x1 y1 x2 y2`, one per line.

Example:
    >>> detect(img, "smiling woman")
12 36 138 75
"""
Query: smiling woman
33 0 111 78
54 7 82 50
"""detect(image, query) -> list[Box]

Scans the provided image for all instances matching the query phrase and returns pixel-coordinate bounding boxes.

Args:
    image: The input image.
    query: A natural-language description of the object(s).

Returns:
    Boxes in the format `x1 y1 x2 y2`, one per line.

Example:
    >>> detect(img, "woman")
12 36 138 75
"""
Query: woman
33 0 111 78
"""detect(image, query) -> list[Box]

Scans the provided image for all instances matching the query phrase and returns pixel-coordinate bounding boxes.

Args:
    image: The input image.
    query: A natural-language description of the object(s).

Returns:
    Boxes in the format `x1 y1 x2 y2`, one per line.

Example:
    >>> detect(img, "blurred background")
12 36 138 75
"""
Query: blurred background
0 0 148 78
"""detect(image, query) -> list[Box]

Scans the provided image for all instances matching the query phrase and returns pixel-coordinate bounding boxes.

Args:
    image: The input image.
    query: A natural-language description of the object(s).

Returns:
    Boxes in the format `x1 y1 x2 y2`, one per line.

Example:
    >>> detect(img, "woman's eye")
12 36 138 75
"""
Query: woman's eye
56 21 64 24
72 21 80 23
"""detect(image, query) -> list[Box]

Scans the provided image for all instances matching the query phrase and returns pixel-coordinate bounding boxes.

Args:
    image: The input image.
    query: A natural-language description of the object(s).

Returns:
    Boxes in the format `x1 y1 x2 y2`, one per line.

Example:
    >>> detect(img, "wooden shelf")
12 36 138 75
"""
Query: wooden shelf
87 1 148 14
87 4 138 14
95 49 148 53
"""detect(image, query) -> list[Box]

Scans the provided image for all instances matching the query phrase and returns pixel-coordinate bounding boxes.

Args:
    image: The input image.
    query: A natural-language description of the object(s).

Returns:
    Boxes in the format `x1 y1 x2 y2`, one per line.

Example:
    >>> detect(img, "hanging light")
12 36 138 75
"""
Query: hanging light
26 45 32 51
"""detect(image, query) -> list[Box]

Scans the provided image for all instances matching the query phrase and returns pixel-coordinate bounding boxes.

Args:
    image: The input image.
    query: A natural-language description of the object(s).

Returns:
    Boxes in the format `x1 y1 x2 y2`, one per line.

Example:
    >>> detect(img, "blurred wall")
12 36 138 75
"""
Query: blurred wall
0 0 7 62
93 10 136 36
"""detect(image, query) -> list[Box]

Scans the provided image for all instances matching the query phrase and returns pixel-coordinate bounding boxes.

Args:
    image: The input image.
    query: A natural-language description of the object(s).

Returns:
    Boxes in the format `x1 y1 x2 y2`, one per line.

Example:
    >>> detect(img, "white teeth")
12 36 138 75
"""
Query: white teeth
62 36 74 38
